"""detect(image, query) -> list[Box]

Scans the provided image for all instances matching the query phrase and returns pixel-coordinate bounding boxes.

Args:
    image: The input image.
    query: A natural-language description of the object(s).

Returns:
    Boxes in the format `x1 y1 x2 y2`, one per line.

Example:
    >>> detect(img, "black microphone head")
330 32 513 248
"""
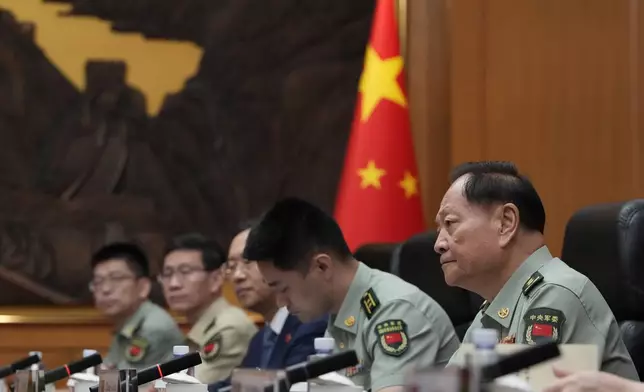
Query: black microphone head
44 352 103 384
12 354 42 372
0 354 42 379
136 352 202 385
482 341 561 381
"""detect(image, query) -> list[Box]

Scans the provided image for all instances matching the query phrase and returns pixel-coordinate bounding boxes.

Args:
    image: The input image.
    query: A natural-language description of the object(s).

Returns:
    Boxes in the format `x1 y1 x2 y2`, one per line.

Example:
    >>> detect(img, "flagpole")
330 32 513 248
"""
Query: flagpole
395 0 408 61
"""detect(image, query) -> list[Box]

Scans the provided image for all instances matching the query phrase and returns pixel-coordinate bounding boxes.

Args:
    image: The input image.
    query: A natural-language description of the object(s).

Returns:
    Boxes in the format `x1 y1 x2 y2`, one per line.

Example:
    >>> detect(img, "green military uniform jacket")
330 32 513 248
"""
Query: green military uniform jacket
327 262 460 392
449 246 638 380
187 297 257 384
105 300 185 369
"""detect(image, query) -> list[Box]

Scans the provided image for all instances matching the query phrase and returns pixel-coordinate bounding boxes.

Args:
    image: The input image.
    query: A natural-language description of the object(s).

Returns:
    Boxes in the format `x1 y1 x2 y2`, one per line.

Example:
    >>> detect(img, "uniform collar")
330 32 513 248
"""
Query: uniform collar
119 300 152 339
187 296 230 345
332 262 371 334
484 246 552 328
269 307 289 335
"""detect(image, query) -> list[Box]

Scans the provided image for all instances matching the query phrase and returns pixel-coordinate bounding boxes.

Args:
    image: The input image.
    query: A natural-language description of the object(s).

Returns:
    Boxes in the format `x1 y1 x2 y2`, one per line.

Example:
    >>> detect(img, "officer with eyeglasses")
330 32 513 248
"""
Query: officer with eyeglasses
160 233 257 384
90 242 184 370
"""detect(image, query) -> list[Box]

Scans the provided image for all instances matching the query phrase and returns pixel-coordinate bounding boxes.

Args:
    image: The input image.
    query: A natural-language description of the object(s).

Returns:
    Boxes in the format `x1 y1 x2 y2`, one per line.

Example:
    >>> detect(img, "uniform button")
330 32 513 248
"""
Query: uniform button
339 342 345 349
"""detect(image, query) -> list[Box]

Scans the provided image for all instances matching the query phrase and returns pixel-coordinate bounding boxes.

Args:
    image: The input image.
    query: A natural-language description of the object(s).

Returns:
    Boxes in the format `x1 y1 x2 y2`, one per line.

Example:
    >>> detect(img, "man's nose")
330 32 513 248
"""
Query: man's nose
232 267 245 282
167 274 183 289
434 233 448 255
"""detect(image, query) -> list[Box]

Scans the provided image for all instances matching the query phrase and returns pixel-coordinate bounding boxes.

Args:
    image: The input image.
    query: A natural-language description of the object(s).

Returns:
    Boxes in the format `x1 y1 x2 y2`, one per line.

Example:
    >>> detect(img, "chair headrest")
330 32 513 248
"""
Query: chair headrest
393 231 482 326
561 199 644 321
354 242 397 273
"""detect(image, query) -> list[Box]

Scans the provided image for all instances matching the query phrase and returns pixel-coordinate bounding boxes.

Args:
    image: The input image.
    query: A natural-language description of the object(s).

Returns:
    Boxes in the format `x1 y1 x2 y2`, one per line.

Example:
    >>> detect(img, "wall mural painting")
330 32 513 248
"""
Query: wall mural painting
0 0 374 305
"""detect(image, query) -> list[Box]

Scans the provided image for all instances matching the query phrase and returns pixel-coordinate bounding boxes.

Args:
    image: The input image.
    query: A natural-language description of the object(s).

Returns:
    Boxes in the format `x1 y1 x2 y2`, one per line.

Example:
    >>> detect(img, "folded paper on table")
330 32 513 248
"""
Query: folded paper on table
290 371 363 392
457 344 598 391
68 373 100 392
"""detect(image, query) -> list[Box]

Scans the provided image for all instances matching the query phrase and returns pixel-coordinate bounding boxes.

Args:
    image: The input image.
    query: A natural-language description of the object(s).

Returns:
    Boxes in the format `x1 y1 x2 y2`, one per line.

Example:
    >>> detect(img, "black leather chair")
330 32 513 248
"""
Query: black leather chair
561 199 644 379
354 242 398 273
391 231 483 340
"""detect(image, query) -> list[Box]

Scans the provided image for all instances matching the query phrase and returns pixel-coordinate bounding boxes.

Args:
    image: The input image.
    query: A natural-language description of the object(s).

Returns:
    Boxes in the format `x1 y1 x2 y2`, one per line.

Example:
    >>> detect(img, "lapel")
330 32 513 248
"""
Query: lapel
267 315 300 367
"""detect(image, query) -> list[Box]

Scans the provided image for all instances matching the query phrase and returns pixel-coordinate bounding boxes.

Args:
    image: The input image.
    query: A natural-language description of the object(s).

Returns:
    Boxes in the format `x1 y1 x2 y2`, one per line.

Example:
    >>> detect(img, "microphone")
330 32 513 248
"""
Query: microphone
481 341 561 382
44 352 103 384
263 350 359 392
88 351 202 392
0 354 41 379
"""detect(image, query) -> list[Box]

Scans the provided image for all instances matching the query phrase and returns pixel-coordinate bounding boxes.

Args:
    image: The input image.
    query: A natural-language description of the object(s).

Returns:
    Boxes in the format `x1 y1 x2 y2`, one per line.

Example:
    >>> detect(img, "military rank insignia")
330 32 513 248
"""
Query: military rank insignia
125 337 148 363
375 319 409 357
522 272 544 296
523 308 565 345
201 334 222 361
361 288 380 319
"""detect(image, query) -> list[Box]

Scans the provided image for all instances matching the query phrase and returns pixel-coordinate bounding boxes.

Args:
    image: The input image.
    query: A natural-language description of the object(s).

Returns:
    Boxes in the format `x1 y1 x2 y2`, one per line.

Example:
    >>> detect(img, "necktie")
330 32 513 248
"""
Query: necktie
260 327 278 368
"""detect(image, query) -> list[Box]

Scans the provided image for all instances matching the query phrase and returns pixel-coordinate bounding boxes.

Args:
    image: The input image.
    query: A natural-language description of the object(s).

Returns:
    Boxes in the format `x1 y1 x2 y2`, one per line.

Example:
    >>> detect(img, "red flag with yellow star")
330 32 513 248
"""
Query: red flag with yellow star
334 0 425 251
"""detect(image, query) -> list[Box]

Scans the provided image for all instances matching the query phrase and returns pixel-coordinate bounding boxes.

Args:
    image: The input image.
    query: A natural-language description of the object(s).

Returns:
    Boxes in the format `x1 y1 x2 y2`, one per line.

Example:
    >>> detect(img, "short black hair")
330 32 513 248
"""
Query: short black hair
449 161 546 234
165 233 226 271
91 242 150 277
243 197 352 271
238 218 260 233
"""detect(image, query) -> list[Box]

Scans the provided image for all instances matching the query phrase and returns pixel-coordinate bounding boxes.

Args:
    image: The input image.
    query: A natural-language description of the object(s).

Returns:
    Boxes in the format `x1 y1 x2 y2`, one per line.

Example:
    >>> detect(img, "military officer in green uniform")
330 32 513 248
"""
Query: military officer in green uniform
433 161 638 380
244 198 460 392
90 243 185 369
160 233 257 384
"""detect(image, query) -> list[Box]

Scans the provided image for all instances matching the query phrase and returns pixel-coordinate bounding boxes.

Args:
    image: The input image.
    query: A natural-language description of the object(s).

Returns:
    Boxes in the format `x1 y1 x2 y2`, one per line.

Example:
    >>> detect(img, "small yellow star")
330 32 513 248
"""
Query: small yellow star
399 171 418 198
358 45 407 122
357 161 386 189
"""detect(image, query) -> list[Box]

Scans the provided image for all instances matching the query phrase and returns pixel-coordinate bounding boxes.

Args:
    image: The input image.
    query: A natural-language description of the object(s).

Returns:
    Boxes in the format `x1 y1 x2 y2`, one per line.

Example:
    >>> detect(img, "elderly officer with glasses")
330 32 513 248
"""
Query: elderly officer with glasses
90 242 184 370
160 233 257 384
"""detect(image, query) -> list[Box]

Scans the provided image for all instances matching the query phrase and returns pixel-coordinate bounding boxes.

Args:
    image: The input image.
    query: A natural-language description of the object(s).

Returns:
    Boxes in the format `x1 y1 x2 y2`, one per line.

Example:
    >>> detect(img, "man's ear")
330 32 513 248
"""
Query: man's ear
311 253 333 277
497 203 520 247
137 277 152 299
209 269 224 294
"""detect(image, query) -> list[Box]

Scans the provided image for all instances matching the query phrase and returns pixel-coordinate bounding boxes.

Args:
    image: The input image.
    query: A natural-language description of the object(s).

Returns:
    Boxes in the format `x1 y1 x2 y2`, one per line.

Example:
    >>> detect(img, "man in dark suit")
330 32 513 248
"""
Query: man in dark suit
208 223 327 391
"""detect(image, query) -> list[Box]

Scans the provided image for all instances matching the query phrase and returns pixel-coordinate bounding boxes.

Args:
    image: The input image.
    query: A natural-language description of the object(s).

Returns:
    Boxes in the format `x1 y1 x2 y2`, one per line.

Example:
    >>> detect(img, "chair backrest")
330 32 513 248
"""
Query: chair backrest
561 199 644 378
392 231 483 340
354 242 397 273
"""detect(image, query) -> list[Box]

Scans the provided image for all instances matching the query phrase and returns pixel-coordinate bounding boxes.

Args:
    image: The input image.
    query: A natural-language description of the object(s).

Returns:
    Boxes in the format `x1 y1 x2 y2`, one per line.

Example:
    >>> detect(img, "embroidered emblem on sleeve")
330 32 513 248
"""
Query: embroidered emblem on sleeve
125 337 148 363
523 307 565 345
201 334 222 361
374 319 409 357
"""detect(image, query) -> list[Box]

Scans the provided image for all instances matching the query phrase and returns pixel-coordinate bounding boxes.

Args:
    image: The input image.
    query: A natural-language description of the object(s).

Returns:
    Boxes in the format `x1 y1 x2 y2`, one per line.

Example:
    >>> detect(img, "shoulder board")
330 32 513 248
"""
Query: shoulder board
203 318 217 334
360 288 381 319
522 271 544 296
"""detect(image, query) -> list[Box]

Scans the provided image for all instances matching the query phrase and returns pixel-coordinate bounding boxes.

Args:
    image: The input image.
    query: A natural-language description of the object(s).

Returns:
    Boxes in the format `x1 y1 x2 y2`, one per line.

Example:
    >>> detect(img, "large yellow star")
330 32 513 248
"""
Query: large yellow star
358 45 407 122
357 161 386 189
399 171 418 198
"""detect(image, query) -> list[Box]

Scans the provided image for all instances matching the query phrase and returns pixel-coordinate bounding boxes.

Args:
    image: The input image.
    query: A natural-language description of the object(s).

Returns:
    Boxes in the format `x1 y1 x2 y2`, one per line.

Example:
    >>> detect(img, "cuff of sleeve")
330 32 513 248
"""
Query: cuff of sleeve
370 374 406 391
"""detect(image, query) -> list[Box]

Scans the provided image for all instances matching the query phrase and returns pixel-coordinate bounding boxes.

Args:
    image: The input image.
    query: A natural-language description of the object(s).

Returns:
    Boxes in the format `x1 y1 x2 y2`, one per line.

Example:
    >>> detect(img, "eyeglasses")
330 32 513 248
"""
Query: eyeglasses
223 259 257 277
89 274 137 292
157 265 207 285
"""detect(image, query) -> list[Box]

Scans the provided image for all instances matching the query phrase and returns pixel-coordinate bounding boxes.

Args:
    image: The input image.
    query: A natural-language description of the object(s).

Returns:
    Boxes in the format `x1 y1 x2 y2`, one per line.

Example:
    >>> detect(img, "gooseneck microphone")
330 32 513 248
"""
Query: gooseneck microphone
0 354 42 379
44 352 103 384
262 350 359 392
88 351 202 392
481 341 561 382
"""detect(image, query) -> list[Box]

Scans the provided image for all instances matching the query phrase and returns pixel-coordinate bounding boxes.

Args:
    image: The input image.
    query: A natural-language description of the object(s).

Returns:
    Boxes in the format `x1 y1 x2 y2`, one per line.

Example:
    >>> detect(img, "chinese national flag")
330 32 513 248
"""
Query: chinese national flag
334 0 425 251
